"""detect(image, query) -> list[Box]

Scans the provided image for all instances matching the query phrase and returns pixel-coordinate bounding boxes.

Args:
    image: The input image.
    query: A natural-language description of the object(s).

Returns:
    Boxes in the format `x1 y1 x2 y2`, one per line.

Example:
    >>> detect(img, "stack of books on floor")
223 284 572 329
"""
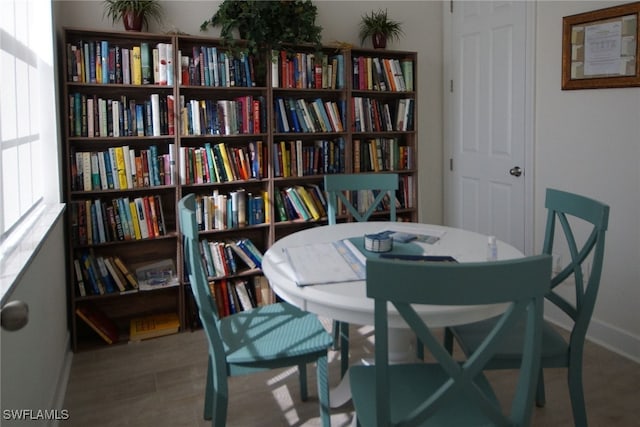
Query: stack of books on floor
129 312 180 342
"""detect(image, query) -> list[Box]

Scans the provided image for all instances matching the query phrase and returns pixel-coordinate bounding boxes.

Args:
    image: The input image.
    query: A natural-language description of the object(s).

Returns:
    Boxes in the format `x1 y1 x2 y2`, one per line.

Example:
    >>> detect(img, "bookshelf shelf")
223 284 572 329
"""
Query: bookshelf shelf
61 27 417 351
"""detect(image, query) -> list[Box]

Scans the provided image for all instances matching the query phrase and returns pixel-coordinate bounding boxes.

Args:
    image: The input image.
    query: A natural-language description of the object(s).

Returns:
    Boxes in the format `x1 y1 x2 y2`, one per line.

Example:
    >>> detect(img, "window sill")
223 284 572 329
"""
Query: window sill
0 203 66 305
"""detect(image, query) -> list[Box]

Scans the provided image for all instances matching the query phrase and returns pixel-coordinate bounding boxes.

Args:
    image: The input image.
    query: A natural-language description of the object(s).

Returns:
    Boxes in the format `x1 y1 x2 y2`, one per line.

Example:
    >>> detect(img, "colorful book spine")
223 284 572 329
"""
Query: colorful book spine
141 42 152 84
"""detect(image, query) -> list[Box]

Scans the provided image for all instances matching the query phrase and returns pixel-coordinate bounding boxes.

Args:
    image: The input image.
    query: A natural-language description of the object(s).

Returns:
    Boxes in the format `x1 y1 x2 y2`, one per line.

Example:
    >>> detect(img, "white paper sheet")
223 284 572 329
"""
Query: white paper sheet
283 240 366 286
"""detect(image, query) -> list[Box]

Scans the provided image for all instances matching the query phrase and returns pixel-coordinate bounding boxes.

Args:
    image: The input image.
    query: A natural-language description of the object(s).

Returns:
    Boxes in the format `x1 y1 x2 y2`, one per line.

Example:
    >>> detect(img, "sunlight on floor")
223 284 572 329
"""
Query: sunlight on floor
267 366 298 386
272 384 299 425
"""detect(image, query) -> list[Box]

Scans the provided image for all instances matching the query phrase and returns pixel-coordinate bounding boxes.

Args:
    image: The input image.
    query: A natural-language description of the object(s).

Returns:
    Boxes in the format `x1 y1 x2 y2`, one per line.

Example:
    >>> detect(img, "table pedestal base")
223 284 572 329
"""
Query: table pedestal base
330 328 415 408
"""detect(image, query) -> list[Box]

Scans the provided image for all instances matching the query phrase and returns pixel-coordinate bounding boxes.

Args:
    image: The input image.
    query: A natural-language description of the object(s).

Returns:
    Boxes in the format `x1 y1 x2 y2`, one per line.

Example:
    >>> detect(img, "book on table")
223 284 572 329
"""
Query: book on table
379 254 457 263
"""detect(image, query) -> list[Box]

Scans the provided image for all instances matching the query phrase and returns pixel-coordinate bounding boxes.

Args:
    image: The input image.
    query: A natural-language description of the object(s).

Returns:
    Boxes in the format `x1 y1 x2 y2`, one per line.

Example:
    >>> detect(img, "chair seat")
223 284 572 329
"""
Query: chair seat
220 302 333 364
350 363 500 427
451 316 570 367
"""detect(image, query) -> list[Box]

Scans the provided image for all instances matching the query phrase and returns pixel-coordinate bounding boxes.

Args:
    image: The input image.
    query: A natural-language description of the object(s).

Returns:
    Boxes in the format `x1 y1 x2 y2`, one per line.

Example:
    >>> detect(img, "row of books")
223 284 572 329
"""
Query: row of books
398 175 416 209
206 276 274 318
353 138 414 173
274 185 328 222
352 97 414 132
352 56 414 92
181 46 256 87
274 97 346 133
178 141 265 185
194 190 267 231
73 251 138 297
71 144 174 192
271 50 345 89
198 238 264 279
273 138 346 178
67 40 174 86
70 195 167 246
66 41 413 92
69 92 174 138
179 95 266 136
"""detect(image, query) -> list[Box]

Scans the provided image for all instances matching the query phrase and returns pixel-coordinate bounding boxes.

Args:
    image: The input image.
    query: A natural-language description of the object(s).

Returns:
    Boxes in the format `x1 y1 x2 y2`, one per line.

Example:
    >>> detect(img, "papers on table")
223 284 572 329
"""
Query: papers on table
284 239 366 286
386 230 442 244
283 228 447 286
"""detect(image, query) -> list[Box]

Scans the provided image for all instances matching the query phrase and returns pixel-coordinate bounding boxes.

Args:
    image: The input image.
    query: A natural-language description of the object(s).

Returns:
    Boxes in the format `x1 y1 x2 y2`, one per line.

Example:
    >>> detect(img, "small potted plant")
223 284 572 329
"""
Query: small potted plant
359 8 404 49
103 0 164 32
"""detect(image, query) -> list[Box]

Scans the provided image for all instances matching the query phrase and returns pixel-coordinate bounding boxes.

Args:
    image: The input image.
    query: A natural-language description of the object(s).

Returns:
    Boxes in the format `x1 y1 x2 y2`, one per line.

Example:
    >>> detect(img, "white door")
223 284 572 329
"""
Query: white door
443 1 534 254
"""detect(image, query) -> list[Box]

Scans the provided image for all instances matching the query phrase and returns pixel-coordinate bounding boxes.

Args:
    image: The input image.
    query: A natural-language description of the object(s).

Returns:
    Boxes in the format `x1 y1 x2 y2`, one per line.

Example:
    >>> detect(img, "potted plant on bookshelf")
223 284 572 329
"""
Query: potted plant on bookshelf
200 0 322 58
359 8 404 49
103 0 164 32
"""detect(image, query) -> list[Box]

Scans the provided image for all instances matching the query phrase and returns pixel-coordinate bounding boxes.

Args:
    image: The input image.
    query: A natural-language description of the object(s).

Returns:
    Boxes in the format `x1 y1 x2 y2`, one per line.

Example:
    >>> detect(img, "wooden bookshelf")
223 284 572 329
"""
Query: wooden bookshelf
60 27 417 351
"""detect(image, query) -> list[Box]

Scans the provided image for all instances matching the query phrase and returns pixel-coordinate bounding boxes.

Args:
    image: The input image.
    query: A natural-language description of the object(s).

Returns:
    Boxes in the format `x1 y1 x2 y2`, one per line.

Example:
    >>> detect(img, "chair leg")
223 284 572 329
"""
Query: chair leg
332 320 341 350
340 321 350 378
205 355 229 427
316 354 331 427
535 368 546 408
444 327 454 354
204 357 213 420
416 337 424 360
299 363 309 401
568 358 588 427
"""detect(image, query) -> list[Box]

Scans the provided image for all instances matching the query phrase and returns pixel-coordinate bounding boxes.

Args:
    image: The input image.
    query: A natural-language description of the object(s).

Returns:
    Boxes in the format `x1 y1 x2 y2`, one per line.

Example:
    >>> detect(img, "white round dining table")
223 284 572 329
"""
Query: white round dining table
263 222 523 329
262 222 524 407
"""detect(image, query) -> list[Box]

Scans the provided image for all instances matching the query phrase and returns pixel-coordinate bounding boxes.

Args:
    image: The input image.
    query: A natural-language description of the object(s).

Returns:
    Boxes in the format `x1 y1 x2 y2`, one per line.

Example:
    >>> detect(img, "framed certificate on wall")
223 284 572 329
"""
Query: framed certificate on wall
562 2 640 89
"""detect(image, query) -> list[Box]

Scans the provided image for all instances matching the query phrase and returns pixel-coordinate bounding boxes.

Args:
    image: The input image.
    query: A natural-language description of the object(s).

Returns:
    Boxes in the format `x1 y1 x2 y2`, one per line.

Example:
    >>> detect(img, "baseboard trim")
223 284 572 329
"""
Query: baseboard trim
585 317 640 364
545 309 640 364
49 333 73 427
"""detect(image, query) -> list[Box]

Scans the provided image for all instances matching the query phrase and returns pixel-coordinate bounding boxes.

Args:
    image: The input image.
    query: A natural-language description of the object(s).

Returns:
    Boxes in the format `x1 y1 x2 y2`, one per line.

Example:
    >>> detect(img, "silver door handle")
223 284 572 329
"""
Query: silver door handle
509 166 522 177
1 300 29 331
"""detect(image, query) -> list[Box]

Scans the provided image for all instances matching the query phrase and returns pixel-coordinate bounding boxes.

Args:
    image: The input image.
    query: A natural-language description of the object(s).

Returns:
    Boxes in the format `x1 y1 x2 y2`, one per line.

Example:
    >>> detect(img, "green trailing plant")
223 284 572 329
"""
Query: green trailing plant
103 0 163 31
359 8 404 48
200 0 323 57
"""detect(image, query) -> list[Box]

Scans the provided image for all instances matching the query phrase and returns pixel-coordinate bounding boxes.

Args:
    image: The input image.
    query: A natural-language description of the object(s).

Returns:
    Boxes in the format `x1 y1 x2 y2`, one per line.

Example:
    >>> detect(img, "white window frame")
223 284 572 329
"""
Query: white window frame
0 0 62 300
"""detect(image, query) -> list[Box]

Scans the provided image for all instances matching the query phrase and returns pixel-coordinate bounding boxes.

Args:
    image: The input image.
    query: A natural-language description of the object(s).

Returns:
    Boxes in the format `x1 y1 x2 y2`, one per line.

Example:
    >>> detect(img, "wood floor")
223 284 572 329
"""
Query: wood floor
63 319 640 426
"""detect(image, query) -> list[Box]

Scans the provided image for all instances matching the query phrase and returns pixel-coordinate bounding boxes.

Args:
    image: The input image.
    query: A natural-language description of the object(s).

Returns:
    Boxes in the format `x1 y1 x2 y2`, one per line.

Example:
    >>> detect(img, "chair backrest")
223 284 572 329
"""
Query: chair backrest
542 188 609 346
178 194 228 371
366 255 552 426
324 173 398 224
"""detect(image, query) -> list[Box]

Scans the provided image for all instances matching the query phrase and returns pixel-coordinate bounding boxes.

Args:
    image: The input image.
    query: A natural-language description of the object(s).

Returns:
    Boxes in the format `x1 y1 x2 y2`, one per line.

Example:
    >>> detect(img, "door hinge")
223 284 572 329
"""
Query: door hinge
450 80 453 92
449 158 453 171
450 0 453 13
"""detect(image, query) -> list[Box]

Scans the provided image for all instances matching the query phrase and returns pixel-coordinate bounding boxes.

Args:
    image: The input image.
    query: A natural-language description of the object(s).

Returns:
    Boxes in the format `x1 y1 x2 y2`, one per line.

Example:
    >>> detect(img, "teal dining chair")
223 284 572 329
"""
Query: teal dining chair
324 173 398 378
350 255 552 426
179 194 333 427
324 173 398 224
445 188 609 427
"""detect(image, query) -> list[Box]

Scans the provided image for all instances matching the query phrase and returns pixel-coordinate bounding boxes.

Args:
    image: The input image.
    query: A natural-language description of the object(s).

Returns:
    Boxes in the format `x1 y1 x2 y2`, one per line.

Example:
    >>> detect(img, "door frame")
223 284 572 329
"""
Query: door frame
442 0 536 256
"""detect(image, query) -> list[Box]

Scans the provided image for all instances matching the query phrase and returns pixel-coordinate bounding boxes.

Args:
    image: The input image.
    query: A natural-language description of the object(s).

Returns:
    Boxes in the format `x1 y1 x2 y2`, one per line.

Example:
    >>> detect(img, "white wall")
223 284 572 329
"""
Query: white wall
535 1 640 361
53 1 639 360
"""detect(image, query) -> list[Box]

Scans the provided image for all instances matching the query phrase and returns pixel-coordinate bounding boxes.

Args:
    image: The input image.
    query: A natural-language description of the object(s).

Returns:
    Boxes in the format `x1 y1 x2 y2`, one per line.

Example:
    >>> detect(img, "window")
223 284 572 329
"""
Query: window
0 0 59 242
